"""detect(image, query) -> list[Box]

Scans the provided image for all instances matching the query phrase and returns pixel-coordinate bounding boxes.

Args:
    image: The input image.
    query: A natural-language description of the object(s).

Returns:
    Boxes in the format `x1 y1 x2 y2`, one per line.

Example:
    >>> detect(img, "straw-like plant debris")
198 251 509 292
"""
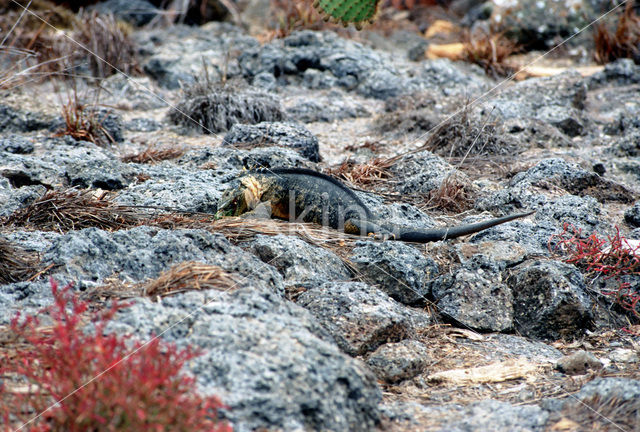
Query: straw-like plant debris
423 173 475 213
72 11 139 78
121 145 186 164
2 188 143 232
594 1 640 65
462 29 520 78
141 261 241 297
325 157 395 190
0 237 39 284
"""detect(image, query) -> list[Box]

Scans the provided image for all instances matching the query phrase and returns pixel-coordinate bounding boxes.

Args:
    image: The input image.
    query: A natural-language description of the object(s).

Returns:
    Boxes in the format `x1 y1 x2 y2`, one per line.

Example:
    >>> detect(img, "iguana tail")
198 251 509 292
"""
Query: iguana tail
396 211 534 243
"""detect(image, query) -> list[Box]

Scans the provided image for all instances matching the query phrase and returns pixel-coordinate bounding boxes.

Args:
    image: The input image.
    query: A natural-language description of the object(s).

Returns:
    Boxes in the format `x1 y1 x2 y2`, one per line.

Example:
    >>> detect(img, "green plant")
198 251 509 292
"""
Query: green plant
311 0 382 29
0 279 232 432
550 223 640 318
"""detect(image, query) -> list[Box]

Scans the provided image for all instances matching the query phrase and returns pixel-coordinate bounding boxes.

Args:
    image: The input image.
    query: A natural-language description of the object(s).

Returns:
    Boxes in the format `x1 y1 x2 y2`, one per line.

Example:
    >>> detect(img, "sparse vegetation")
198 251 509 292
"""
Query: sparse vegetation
594 1 640 65
0 279 232 432
168 79 285 133
424 173 475 212
2 188 143 232
122 145 187 164
326 157 394 189
550 223 640 319
56 89 117 146
462 29 520 77
0 237 40 284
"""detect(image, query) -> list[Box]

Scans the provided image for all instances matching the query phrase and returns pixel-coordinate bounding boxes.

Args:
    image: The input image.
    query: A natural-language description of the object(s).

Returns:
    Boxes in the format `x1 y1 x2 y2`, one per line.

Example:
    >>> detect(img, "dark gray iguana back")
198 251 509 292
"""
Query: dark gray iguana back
216 167 533 242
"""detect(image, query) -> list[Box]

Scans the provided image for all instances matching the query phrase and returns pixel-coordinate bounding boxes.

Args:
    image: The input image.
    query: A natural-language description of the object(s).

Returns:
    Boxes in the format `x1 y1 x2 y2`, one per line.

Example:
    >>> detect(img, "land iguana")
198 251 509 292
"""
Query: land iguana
216 167 534 242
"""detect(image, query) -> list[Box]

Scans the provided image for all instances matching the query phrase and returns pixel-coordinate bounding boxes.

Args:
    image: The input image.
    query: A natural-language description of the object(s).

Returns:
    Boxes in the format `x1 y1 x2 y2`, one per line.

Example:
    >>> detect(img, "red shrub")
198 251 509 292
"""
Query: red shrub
550 223 640 318
0 279 232 432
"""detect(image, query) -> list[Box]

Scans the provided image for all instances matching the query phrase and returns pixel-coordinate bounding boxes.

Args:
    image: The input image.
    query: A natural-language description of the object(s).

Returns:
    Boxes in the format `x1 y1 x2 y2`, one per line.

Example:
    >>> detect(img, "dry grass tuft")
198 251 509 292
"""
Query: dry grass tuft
56 90 116 146
2 188 143 232
0 237 39 284
553 394 640 432
423 105 520 160
72 11 139 78
594 2 640 65
424 173 475 212
326 157 395 189
462 29 520 77
140 262 241 297
167 78 284 133
122 145 186 164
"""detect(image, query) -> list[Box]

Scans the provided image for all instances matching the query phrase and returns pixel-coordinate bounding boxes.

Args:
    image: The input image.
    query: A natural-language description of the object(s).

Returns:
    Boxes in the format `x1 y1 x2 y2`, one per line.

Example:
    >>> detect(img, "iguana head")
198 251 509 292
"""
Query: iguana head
216 175 265 217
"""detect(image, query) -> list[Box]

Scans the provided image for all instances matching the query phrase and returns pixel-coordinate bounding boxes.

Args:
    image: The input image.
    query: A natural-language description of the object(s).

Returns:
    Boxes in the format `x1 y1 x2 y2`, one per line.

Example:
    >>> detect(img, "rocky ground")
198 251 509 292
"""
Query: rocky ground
1 0 640 430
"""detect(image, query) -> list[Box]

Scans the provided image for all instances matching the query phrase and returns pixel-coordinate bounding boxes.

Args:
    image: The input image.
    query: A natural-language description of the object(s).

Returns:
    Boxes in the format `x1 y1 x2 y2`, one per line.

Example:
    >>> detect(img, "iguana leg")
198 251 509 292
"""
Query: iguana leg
240 201 273 219
344 218 396 240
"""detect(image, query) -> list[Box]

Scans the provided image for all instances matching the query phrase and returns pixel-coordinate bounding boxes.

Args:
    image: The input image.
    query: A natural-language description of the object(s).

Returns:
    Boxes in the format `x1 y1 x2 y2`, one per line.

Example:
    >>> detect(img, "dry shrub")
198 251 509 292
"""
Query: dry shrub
594 2 640 65
462 28 520 77
424 106 519 159
0 237 39 284
2 188 143 232
268 0 332 38
141 261 241 297
72 11 139 78
326 157 394 189
168 78 284 133
424 173 475 212
56 89 117 146
122 145 186 164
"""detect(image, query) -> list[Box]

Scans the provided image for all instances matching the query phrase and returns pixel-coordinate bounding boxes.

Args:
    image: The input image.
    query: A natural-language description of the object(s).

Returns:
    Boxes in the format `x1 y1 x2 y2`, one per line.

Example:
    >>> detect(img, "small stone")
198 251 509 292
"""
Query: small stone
366 340 429 383
556 350 602 375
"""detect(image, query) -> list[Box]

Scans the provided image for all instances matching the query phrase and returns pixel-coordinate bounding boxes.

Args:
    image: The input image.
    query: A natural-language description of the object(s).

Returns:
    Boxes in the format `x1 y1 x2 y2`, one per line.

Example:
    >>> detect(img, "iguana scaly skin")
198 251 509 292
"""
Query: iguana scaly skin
217 168 534 242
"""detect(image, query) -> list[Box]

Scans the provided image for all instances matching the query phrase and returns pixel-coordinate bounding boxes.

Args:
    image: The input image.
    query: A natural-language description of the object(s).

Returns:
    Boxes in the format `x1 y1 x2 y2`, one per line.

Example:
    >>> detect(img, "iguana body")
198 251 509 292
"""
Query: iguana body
217 168 533 242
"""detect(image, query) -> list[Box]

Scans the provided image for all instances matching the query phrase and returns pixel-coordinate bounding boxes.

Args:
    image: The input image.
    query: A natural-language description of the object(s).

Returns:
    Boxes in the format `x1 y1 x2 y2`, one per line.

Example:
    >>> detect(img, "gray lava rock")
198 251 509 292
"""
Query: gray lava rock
366 339 429 383
0 179 46 217
0 135 34 154
285 90 371 123
223 121 320 162
297 281 432 355
0 104 57 133
124 118 161 132
349 241 436 305
248 234 350 286
588 58 640 88
442 400 549 432
432 255 514 332
609 129 640 157
175 145 310 174
65 158 138 190
114 167 226 212
488 73 587 132
556 350 603 375
392 151 460 195
42 226 284 294
506 260 593 340
509 158 634 203
1 145 115 188
108 287 382 432
168 83 285 133
625 202 640 227
490 0 595 49
238 30 411 99
91 0 159 26
137 23 258 89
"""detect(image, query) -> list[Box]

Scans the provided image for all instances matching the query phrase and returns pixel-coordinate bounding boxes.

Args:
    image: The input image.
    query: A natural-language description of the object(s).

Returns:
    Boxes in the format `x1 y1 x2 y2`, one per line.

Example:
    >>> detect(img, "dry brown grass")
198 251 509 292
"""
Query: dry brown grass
423 173 475 213
2 188 143 232
462 29 520 78
325 157 395 189
0 237 40 284
141 261 241 297
594 2 640 65
122 145 186 164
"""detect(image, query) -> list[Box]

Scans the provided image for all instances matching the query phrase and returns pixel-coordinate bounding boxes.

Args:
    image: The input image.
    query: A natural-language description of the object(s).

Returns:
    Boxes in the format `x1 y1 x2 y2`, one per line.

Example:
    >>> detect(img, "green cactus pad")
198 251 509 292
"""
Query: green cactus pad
312 0 381 29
